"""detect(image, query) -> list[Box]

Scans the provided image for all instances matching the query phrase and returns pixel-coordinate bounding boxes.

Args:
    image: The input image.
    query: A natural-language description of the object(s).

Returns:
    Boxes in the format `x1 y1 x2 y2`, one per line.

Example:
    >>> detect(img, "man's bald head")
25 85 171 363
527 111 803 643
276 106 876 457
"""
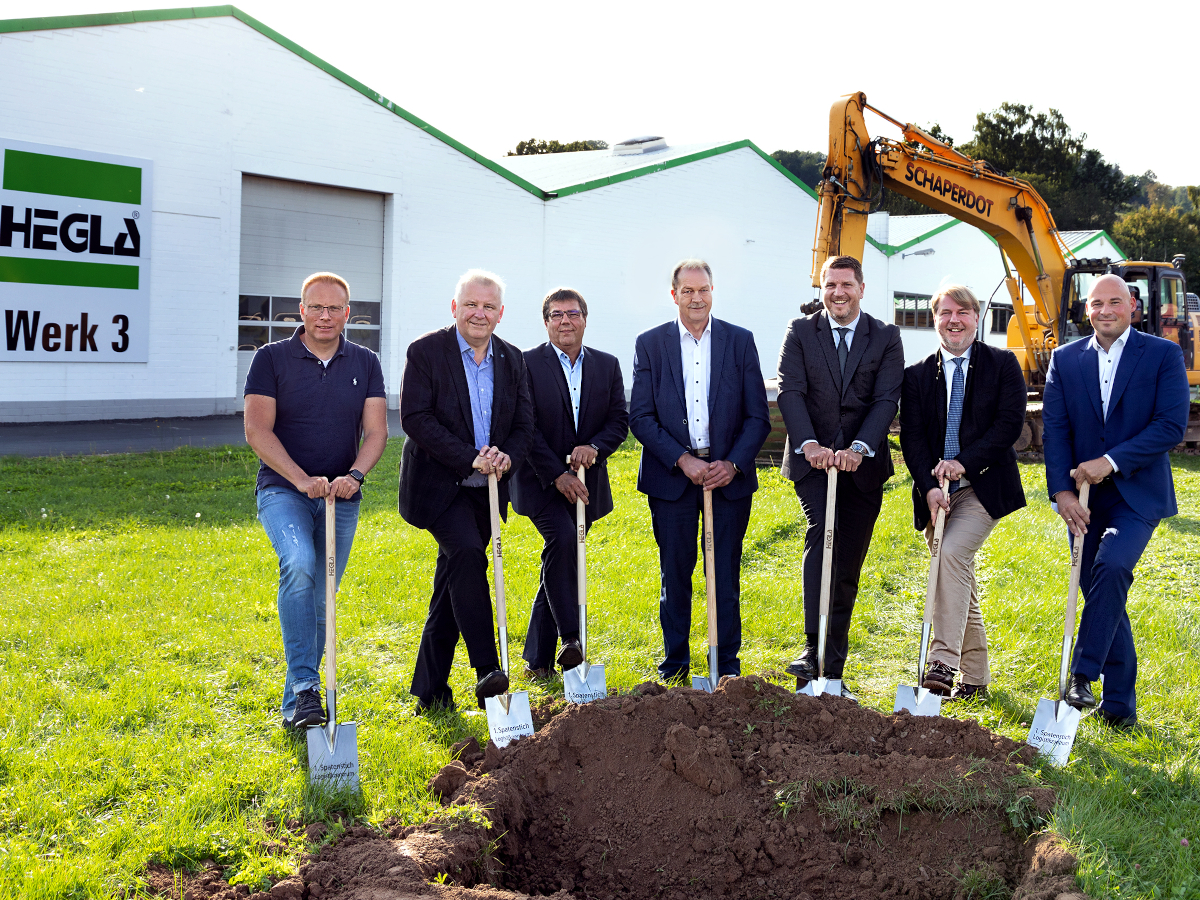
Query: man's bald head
1086 273 1136 350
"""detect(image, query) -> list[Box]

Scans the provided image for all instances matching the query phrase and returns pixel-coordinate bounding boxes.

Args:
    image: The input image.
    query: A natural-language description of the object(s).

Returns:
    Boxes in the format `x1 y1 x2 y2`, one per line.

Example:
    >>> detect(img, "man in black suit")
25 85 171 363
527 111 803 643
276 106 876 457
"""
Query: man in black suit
776 255 904 699
511 287 629 677
629 259 771 681
398 269 534 712
899 285 1026 700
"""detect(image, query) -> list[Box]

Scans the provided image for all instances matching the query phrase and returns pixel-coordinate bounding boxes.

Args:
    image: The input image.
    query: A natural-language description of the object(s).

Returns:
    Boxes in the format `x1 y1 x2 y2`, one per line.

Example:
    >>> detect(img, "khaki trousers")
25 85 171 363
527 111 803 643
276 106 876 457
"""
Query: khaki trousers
925 486 996 685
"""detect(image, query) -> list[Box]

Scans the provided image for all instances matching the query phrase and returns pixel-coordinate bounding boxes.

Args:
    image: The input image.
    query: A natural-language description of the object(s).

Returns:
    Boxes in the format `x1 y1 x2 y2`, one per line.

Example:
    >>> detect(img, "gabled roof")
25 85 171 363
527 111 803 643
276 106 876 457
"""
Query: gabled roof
0 6 818 204
865 214 967 257
1059 230 1126 258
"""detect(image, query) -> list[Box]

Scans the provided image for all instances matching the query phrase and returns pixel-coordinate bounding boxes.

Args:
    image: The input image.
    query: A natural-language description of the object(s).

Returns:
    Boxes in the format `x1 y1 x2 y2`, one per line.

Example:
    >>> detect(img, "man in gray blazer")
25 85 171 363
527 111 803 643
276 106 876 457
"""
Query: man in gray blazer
776 255 904 699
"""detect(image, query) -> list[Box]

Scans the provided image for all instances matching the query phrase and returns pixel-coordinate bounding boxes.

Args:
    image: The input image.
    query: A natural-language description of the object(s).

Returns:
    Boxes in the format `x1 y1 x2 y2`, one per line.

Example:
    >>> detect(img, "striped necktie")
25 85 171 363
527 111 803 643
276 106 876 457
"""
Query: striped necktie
944 357 965 494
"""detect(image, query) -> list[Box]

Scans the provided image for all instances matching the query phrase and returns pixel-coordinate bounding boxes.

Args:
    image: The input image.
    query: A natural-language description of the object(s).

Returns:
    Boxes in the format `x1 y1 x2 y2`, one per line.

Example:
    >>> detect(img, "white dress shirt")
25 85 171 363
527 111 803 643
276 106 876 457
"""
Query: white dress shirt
1090 324 1132 471
556 344 585 430
679 317 712 450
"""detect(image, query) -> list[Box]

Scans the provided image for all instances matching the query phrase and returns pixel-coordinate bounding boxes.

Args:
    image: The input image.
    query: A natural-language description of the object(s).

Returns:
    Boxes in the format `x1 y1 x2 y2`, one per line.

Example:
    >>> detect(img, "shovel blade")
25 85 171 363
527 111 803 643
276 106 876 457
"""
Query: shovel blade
1027 698 1082 765
691 674 717 693
796 677 841 698
485 691 534 748
563 662 607 704
306 722 360 790
894 684 943 717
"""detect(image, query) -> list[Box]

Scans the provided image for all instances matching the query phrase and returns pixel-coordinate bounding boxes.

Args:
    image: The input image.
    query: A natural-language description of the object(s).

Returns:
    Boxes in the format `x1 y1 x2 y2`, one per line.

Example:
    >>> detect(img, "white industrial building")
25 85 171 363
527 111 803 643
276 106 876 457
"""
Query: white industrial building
0 7 1108 425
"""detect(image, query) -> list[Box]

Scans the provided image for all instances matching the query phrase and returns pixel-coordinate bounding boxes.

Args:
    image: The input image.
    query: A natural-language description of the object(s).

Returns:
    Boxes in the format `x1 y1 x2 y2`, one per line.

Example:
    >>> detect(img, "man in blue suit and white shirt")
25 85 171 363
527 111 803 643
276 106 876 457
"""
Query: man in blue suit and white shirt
629 259 772 681
1043 273 1189 728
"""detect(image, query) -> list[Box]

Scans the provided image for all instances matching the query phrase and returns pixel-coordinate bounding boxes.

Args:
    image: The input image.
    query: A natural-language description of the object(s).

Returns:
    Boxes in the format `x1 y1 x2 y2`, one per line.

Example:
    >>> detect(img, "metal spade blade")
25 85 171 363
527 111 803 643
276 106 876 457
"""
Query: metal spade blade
896 480 948 718
1027 699 1082 766
797 676 842 698
564 661 607 703
893 685 943 717
485 691 534 747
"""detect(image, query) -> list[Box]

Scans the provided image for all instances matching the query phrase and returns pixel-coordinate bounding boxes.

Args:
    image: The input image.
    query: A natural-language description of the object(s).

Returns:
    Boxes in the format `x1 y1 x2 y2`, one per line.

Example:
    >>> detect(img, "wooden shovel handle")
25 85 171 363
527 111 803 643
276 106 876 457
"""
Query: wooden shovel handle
325 494 337 698
920 476 949 624
818 467 838 619
703 487 718 649
488 472 506 628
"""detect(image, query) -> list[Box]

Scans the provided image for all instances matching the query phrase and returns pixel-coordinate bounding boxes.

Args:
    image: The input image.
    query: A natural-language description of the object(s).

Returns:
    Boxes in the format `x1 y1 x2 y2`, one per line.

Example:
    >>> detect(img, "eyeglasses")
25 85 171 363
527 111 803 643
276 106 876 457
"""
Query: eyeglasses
303 305 347 316
678 287 712 298
548 310 584 321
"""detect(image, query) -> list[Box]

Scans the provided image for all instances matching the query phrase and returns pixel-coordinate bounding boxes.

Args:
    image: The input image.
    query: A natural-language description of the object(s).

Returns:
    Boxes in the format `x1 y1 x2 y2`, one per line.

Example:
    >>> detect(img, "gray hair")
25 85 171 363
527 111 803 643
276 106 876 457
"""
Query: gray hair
671 258 713 290
455 268 506 303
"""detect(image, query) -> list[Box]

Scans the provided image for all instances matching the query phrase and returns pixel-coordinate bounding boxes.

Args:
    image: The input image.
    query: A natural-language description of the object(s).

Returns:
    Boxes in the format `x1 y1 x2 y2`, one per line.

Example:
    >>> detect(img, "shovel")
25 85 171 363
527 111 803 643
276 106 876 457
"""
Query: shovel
798 467 841 698
692 487 720 693
562 459 607 704
894 475 949 717
484 471 535 748
307 494 360 789
1028 478 1090 765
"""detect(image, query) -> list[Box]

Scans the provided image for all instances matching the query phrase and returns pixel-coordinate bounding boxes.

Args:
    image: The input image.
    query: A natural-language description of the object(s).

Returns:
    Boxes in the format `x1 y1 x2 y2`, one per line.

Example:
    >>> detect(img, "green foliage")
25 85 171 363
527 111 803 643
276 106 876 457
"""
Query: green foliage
770 149 825 189
956 865 1009 900
1113 204 1200 285
506 138 607 156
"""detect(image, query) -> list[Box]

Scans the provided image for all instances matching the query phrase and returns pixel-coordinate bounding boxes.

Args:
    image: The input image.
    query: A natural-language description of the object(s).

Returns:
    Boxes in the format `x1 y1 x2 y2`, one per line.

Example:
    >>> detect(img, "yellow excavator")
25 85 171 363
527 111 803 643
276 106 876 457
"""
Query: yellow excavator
804 90 1200 450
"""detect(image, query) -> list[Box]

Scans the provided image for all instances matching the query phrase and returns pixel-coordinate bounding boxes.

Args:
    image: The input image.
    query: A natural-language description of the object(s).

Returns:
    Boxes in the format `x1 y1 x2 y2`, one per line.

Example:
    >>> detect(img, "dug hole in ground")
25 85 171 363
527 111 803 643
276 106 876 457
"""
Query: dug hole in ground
166 676 1090 900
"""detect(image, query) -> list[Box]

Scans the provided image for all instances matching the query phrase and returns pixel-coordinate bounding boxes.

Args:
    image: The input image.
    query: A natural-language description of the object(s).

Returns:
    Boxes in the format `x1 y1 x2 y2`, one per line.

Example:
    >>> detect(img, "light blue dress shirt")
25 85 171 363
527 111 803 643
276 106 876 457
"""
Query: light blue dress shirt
557 344 585 430
457 329 493 487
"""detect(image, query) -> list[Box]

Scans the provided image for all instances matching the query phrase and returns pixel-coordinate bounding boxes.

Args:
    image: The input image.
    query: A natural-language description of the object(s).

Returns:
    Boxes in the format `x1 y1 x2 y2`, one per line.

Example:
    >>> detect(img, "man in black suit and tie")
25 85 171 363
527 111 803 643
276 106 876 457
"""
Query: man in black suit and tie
511 287 629 677
629 259 772 682
899 285 1027 700
398 269 535 712
776 255 904 699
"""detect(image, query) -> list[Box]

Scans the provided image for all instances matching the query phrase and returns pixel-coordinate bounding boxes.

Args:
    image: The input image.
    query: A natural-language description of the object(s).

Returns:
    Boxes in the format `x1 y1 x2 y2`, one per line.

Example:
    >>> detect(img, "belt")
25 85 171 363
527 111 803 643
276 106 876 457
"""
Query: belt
690 448 710 459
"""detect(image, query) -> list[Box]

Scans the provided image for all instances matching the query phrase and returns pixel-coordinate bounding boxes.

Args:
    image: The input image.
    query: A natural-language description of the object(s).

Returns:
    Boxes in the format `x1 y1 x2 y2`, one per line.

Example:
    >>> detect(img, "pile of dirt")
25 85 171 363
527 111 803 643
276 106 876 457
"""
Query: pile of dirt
285 676 1088 900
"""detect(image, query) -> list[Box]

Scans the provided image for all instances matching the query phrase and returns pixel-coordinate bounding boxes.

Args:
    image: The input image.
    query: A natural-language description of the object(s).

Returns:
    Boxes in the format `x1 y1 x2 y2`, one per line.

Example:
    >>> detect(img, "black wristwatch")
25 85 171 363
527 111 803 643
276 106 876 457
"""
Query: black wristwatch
349 468 365 484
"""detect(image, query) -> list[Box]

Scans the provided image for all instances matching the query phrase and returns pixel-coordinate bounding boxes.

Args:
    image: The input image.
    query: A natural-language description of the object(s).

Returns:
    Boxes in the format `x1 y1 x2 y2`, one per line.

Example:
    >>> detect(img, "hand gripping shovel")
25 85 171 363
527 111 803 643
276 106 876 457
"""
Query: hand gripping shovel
562 459 607 704
894 476 949 717
692 488 720 693
798 467 841 698
307 494 360 789
1028 479 1090 765
484 471 535 748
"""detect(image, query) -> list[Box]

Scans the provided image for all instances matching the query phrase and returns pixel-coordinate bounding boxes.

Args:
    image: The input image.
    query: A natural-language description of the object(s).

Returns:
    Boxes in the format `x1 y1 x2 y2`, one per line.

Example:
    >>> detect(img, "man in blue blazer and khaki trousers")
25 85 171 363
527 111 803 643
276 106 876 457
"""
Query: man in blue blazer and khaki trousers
630 259 772 682
1043 273 1189 728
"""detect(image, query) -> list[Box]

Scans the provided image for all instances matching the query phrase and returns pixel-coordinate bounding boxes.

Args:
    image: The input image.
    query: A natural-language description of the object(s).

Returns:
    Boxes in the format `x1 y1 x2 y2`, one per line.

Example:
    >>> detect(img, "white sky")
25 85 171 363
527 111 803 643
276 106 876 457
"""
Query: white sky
4 0 1196 186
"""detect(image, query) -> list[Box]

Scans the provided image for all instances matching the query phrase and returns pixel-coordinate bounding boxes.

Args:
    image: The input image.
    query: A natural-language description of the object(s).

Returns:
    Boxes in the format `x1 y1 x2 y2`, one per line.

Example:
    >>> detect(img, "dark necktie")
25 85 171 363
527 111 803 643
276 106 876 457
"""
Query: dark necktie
835 327 849 376
944 357 965 494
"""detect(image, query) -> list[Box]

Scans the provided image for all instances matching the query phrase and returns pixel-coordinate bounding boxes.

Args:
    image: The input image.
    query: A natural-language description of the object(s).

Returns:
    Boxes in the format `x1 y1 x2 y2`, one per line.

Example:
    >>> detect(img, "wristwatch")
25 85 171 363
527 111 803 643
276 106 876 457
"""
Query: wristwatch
349 468 365 484
849 441 870 455
589 443 600 453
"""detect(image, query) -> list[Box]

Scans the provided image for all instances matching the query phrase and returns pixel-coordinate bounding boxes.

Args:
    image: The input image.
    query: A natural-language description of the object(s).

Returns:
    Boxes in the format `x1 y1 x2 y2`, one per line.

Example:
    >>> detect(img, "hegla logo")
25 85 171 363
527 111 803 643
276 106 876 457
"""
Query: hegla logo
1 140 152 362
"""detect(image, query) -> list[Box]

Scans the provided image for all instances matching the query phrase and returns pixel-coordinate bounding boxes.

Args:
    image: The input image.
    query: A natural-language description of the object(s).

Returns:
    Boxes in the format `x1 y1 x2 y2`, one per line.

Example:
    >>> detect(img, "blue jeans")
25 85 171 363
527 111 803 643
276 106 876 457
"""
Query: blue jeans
257 486 360 719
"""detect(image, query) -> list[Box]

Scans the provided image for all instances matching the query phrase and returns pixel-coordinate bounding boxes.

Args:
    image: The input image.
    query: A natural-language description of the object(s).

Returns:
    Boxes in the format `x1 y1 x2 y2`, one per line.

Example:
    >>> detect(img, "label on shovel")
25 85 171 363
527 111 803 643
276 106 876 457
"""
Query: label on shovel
307 722 360 790
485 691 534 748
564 662 607 704
1027 699 1082 766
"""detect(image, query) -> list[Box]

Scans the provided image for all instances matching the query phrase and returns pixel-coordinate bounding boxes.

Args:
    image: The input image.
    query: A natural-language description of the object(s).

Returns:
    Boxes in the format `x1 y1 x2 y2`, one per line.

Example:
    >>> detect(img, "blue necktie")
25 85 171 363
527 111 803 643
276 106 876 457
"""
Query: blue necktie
944 357 965 494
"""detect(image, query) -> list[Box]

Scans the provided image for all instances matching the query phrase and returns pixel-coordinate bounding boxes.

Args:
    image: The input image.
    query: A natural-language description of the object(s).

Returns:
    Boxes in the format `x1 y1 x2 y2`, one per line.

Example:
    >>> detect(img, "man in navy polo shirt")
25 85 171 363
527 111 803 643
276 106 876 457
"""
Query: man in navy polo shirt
244 272 388 730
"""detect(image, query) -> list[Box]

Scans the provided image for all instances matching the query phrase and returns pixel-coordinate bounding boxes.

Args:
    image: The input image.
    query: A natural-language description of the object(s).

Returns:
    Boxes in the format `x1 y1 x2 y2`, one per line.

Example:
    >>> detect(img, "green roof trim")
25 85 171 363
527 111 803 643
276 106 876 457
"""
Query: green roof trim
548 139 821 200
1069 229 1126 259
0 5 548 199
0 7 825 207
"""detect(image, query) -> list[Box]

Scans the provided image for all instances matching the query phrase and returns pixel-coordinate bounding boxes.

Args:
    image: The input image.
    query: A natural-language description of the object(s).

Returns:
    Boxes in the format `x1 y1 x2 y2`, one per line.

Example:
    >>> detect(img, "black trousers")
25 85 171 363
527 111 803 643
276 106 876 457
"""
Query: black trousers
794 471 883 678
649 483 753 680
522 498 585 669
409 486 500 706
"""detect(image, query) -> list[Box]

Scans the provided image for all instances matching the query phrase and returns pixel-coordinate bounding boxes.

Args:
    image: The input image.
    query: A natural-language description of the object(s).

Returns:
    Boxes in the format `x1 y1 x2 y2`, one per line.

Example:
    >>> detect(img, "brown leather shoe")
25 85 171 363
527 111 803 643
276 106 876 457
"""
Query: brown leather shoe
921 661 956 696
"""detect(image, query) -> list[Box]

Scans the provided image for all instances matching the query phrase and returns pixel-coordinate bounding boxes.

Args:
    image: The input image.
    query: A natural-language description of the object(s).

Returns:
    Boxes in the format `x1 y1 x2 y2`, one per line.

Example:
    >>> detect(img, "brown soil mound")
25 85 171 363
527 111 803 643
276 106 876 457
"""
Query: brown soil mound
284 676 1088 900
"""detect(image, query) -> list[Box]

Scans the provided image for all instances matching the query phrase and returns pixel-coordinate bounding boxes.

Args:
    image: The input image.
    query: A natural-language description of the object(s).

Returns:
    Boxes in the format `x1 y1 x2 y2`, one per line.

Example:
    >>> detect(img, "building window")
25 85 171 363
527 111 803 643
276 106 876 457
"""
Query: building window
989 304 1014 334
894 292 933 328
238 295 380 352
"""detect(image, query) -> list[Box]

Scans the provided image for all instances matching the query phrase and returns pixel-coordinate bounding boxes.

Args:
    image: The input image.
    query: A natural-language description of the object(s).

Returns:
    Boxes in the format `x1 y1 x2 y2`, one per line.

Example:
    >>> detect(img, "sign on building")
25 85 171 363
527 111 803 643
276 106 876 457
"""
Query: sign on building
1 140 152 362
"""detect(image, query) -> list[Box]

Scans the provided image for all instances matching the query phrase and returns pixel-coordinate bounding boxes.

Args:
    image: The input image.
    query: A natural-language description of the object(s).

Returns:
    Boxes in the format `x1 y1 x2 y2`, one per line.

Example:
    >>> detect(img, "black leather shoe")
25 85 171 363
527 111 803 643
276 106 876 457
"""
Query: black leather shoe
785 650 817 682
838 683 859 704
1093 707 1137 731
474 669 509 708
659 667 690 684
948 682 989 702
556 640 584 671
1064 674 1097 710
415 697 458 716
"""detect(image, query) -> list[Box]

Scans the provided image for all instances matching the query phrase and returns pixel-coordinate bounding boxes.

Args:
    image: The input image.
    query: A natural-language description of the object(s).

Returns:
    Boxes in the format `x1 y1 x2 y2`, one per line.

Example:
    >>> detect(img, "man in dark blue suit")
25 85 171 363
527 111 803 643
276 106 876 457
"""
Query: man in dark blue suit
1043 273 1189 728
511 287 629 677
629 259 772 681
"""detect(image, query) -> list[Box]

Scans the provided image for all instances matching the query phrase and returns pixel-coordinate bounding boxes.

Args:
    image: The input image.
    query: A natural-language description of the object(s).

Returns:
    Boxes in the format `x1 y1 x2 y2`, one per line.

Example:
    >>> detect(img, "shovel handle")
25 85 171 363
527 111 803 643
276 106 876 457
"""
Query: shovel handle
487 472 509 676
1058 479 1090 699
702 488 718 652
920 476 949 625
817 467 838 620
570 456 588 657
324 494 337 723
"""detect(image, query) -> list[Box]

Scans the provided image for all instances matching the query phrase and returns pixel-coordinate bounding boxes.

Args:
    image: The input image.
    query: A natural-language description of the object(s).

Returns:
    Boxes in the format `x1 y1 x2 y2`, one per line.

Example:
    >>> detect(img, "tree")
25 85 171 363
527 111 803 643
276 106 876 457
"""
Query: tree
771 150 825 189
1113 204 1200 287
507 139 608 156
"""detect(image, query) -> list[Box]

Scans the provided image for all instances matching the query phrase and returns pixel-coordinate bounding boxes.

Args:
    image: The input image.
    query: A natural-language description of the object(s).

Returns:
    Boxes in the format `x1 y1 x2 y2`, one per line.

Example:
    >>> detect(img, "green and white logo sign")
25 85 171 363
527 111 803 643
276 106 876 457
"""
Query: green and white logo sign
1 139 152 362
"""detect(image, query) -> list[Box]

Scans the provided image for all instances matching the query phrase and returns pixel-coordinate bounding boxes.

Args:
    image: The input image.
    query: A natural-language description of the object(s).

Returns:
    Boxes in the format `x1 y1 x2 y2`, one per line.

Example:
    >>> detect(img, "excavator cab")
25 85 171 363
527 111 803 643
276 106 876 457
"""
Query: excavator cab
1056 258 1194 373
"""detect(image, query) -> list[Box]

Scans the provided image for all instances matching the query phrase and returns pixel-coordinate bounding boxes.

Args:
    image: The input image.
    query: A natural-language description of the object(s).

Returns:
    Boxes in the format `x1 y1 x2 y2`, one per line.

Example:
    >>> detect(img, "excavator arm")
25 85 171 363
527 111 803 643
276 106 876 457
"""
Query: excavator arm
812 91 1068 383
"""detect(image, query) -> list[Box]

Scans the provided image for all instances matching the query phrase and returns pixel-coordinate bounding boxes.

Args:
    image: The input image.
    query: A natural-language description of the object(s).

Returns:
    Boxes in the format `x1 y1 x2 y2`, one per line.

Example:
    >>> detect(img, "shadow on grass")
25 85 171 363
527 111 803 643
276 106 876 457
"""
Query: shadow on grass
1162 516 1200 535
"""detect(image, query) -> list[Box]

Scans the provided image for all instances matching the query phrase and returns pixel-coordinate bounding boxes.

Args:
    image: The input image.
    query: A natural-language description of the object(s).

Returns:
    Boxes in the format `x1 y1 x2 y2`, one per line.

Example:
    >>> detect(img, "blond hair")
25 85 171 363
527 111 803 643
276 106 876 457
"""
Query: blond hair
301 272 350 304
931 284 980 314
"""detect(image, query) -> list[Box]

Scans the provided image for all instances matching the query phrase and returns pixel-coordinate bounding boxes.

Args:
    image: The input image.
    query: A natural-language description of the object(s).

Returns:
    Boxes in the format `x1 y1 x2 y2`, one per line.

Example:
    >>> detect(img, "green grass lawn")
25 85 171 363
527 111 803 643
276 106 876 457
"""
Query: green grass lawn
0 439 1197 899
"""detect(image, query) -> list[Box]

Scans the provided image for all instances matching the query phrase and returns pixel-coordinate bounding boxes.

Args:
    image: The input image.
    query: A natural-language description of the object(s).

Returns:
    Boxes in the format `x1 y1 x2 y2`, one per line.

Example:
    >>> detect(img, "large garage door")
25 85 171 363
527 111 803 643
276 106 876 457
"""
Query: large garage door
236 175 384 404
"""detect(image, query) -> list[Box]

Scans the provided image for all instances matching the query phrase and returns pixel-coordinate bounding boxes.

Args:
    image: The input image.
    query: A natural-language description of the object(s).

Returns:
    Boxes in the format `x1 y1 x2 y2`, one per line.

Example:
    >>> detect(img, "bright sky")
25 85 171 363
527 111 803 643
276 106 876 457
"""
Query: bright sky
4 0 1196 186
